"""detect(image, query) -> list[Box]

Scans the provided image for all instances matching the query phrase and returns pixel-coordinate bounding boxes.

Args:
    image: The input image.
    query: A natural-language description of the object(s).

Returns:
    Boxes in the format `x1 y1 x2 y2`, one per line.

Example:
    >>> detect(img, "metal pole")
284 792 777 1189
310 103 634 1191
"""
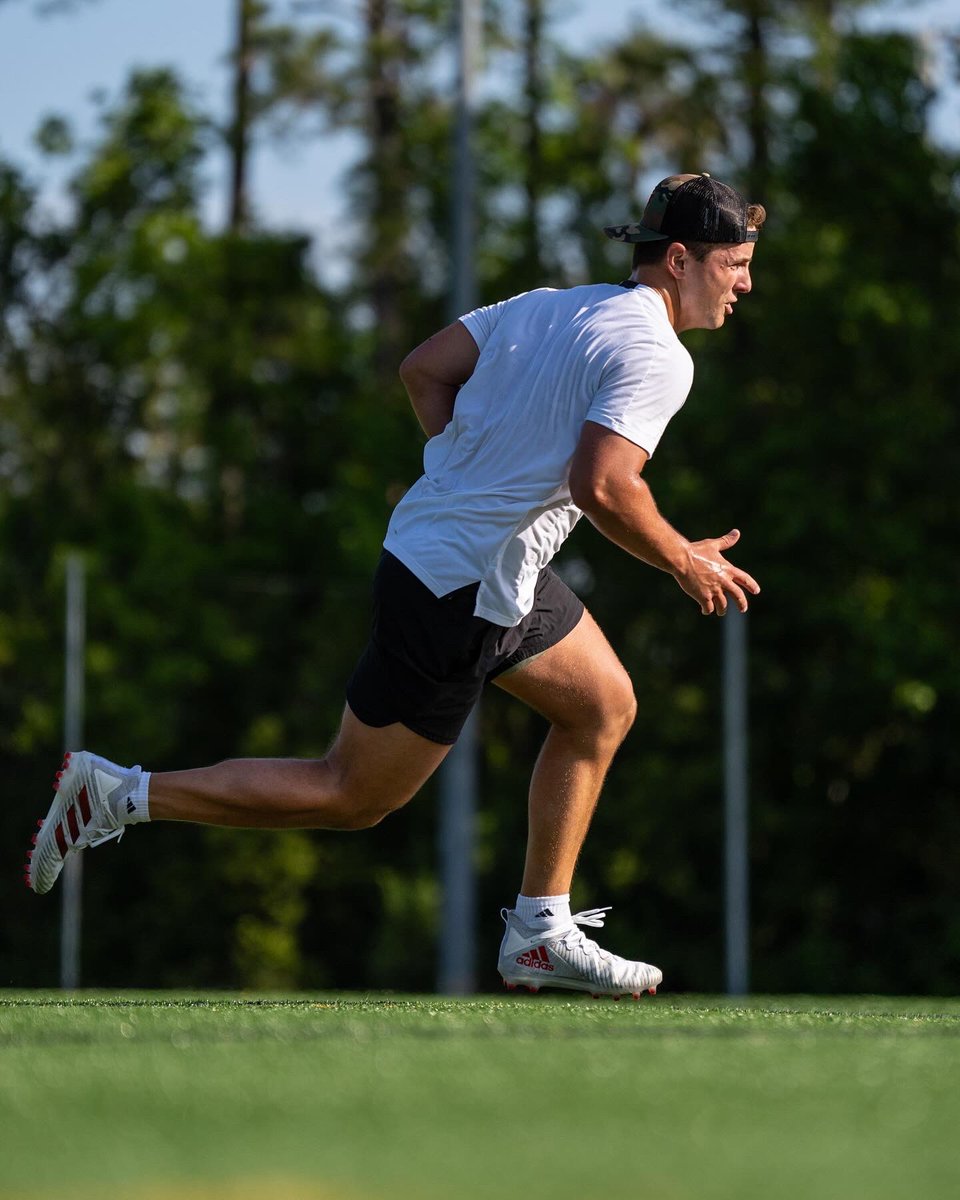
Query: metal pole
60 552 86 990
438 706 480 994
723 605 749 995
437 0 481 996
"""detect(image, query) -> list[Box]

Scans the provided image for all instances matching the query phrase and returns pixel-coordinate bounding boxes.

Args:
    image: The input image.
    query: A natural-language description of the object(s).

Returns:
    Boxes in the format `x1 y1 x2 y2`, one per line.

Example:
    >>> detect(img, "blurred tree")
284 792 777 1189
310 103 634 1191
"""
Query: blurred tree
0 69 361 989
237 0 451 375
740 28 960 992
519 0 546 280
633 16 960 990
228 0 261 233
515 26 728 288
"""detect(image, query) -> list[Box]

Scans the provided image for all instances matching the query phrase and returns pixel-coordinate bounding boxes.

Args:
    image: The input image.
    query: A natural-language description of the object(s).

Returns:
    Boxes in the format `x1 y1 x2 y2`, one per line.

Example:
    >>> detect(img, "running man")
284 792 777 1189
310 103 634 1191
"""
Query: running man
26 173 764 1000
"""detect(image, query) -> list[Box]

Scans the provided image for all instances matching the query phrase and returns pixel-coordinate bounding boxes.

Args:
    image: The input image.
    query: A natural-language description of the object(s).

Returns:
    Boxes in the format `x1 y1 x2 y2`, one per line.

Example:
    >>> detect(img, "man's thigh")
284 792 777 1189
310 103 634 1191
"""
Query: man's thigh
328 703 452 817
491 608 633 729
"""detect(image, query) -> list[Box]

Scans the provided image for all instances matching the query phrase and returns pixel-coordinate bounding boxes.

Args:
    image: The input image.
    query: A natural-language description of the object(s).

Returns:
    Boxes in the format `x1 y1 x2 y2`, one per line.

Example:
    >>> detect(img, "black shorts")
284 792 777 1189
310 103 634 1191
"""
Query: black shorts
346 551 584 745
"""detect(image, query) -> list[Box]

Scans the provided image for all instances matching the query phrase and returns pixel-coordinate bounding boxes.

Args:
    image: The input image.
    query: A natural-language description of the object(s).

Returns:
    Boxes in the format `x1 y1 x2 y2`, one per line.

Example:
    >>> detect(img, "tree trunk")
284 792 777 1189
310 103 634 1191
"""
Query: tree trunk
743 0 770 200
363 0 408 380
522 0 545 280
228 0 254 234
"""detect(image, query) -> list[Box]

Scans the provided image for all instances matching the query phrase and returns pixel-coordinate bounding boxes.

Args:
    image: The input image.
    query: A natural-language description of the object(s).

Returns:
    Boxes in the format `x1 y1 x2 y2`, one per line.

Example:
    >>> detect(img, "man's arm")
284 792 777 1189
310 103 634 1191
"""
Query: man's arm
568 421 760 615
399 321 481 438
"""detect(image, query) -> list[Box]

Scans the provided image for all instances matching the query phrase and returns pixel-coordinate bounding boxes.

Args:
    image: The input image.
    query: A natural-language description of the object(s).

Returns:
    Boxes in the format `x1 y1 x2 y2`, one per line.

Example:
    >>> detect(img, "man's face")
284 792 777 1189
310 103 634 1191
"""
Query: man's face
676 241 755 332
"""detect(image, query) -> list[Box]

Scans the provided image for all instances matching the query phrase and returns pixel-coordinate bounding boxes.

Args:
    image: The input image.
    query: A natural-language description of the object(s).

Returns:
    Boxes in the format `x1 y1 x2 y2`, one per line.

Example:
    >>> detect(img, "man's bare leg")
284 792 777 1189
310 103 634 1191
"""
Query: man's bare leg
492 609 636 895
27 705 450 894
148 705 451 830
493 615 662 996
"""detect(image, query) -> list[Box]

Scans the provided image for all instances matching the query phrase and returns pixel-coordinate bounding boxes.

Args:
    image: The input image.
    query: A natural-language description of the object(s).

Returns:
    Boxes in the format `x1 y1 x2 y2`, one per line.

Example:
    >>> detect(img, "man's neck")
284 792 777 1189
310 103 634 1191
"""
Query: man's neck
628 270 677 329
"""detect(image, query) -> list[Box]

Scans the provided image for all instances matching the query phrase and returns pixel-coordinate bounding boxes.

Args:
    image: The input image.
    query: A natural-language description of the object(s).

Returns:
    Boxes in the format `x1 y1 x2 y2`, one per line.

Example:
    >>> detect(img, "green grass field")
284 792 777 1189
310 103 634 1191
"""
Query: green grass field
2 992 959 1200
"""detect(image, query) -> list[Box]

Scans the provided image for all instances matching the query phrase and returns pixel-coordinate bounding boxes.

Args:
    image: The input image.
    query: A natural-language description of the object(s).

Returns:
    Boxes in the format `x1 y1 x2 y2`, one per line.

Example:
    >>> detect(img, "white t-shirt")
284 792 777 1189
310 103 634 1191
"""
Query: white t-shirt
384 282 694 626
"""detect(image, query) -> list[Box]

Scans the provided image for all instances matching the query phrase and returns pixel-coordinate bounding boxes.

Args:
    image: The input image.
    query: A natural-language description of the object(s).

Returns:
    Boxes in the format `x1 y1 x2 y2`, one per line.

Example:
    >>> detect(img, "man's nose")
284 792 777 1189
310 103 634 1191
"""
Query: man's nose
735 268 752 294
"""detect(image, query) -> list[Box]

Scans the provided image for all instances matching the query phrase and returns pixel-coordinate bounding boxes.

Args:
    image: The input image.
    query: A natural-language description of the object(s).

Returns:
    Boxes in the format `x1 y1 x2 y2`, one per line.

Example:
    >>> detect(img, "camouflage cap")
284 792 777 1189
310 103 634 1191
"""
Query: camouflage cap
604 173 759 245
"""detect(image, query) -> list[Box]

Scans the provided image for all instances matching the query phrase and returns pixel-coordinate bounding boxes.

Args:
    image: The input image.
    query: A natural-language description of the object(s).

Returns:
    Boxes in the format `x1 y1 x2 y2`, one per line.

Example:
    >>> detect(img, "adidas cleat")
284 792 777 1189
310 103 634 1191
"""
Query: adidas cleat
498 906 662 999
26 751 141 895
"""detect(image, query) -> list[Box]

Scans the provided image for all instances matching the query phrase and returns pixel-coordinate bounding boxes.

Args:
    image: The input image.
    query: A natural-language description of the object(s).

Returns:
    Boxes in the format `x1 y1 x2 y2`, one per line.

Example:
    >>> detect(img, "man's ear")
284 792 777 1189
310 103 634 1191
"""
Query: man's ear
665 241 687 279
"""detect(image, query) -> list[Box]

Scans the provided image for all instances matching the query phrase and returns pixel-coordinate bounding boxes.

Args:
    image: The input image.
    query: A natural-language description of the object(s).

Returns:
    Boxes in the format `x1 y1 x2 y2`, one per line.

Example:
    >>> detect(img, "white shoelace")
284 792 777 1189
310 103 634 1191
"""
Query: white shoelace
549 907 616 958
570 906 611 928
86 826 125 849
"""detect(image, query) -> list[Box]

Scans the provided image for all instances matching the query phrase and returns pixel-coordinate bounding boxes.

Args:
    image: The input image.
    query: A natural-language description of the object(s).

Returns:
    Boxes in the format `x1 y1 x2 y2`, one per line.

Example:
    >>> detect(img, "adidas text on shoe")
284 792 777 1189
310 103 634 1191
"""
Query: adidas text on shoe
515 944 554 971
498 906 662 1000
26 751 141 895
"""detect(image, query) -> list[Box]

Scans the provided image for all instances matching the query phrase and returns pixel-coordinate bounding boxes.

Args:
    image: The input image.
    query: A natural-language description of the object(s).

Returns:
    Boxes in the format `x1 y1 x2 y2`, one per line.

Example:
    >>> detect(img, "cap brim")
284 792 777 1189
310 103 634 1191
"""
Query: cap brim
603 223 669 244
604 223 760 245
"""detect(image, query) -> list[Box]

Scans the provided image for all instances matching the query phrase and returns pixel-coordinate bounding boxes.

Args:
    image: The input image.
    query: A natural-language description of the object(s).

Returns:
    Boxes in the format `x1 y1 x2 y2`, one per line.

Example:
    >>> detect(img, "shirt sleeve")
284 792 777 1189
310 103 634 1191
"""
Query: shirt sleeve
458 299 509 353
586 336 693 458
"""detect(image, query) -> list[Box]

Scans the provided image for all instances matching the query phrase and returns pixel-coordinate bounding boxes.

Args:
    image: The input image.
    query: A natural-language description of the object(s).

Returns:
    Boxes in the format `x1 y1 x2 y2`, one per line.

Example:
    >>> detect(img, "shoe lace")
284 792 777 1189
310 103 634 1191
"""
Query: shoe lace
87 827 124 849
554 906 615 960
571 906 611 929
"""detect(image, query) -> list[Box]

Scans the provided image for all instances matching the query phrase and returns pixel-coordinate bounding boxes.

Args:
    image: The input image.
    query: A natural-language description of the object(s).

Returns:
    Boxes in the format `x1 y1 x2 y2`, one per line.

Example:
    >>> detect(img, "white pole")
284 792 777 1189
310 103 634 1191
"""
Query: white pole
723 605 749 995
438 706 479 994
60 552 86 990
437 0 481 996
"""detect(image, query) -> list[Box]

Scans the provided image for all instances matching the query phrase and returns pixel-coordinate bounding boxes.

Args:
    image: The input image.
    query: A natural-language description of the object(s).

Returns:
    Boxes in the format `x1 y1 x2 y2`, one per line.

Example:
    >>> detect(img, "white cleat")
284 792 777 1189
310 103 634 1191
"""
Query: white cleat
498 907 662 1000
25 750 141 895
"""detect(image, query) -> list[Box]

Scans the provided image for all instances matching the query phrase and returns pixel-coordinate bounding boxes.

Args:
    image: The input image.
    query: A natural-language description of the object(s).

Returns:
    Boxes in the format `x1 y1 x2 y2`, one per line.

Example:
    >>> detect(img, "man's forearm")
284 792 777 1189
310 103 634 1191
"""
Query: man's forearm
577 473 759 617
579 474 692 577
569 423 759 615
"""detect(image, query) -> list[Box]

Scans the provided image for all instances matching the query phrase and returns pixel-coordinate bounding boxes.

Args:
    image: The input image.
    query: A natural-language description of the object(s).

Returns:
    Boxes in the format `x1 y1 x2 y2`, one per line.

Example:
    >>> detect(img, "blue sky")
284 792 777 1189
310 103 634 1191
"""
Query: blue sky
0 0 680 275
0 0 956 279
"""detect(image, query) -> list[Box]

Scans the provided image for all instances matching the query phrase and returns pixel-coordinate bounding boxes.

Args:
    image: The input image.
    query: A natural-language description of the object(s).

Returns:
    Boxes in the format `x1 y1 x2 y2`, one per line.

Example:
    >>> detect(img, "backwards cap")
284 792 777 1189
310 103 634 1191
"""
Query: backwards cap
604 173 758 245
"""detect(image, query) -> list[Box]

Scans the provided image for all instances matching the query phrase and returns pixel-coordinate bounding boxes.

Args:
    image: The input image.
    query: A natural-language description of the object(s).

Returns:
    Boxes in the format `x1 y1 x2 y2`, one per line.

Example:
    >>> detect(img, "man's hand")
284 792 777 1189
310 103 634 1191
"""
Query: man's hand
675 528 760 616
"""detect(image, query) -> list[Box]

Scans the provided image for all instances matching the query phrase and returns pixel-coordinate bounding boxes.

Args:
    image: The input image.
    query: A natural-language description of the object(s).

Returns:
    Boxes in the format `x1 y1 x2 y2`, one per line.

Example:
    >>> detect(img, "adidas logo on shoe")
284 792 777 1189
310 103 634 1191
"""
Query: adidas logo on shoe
534 907 554 918
516 945 554 971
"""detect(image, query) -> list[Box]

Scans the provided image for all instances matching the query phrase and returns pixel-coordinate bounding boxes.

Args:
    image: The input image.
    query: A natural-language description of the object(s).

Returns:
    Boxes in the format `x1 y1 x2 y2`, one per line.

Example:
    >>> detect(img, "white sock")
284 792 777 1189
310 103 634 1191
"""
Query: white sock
515 893 570 932
118 770 151 824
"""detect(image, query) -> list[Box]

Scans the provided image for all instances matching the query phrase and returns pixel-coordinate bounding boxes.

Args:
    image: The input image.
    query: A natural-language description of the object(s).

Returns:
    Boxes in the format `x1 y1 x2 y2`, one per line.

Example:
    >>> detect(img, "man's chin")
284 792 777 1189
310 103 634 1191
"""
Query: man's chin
681 312 726 332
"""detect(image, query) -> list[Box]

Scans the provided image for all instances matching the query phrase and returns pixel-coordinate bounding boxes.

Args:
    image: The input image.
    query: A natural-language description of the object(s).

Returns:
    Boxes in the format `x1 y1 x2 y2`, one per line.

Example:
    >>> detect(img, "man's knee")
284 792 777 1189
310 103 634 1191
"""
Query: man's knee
604 670 637 743
561 667 637 748
317 753 414 831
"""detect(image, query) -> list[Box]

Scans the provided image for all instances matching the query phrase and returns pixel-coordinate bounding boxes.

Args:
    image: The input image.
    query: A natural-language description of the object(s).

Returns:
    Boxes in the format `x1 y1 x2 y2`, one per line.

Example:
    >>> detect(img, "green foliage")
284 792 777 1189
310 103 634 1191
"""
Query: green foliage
72 68 206 224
